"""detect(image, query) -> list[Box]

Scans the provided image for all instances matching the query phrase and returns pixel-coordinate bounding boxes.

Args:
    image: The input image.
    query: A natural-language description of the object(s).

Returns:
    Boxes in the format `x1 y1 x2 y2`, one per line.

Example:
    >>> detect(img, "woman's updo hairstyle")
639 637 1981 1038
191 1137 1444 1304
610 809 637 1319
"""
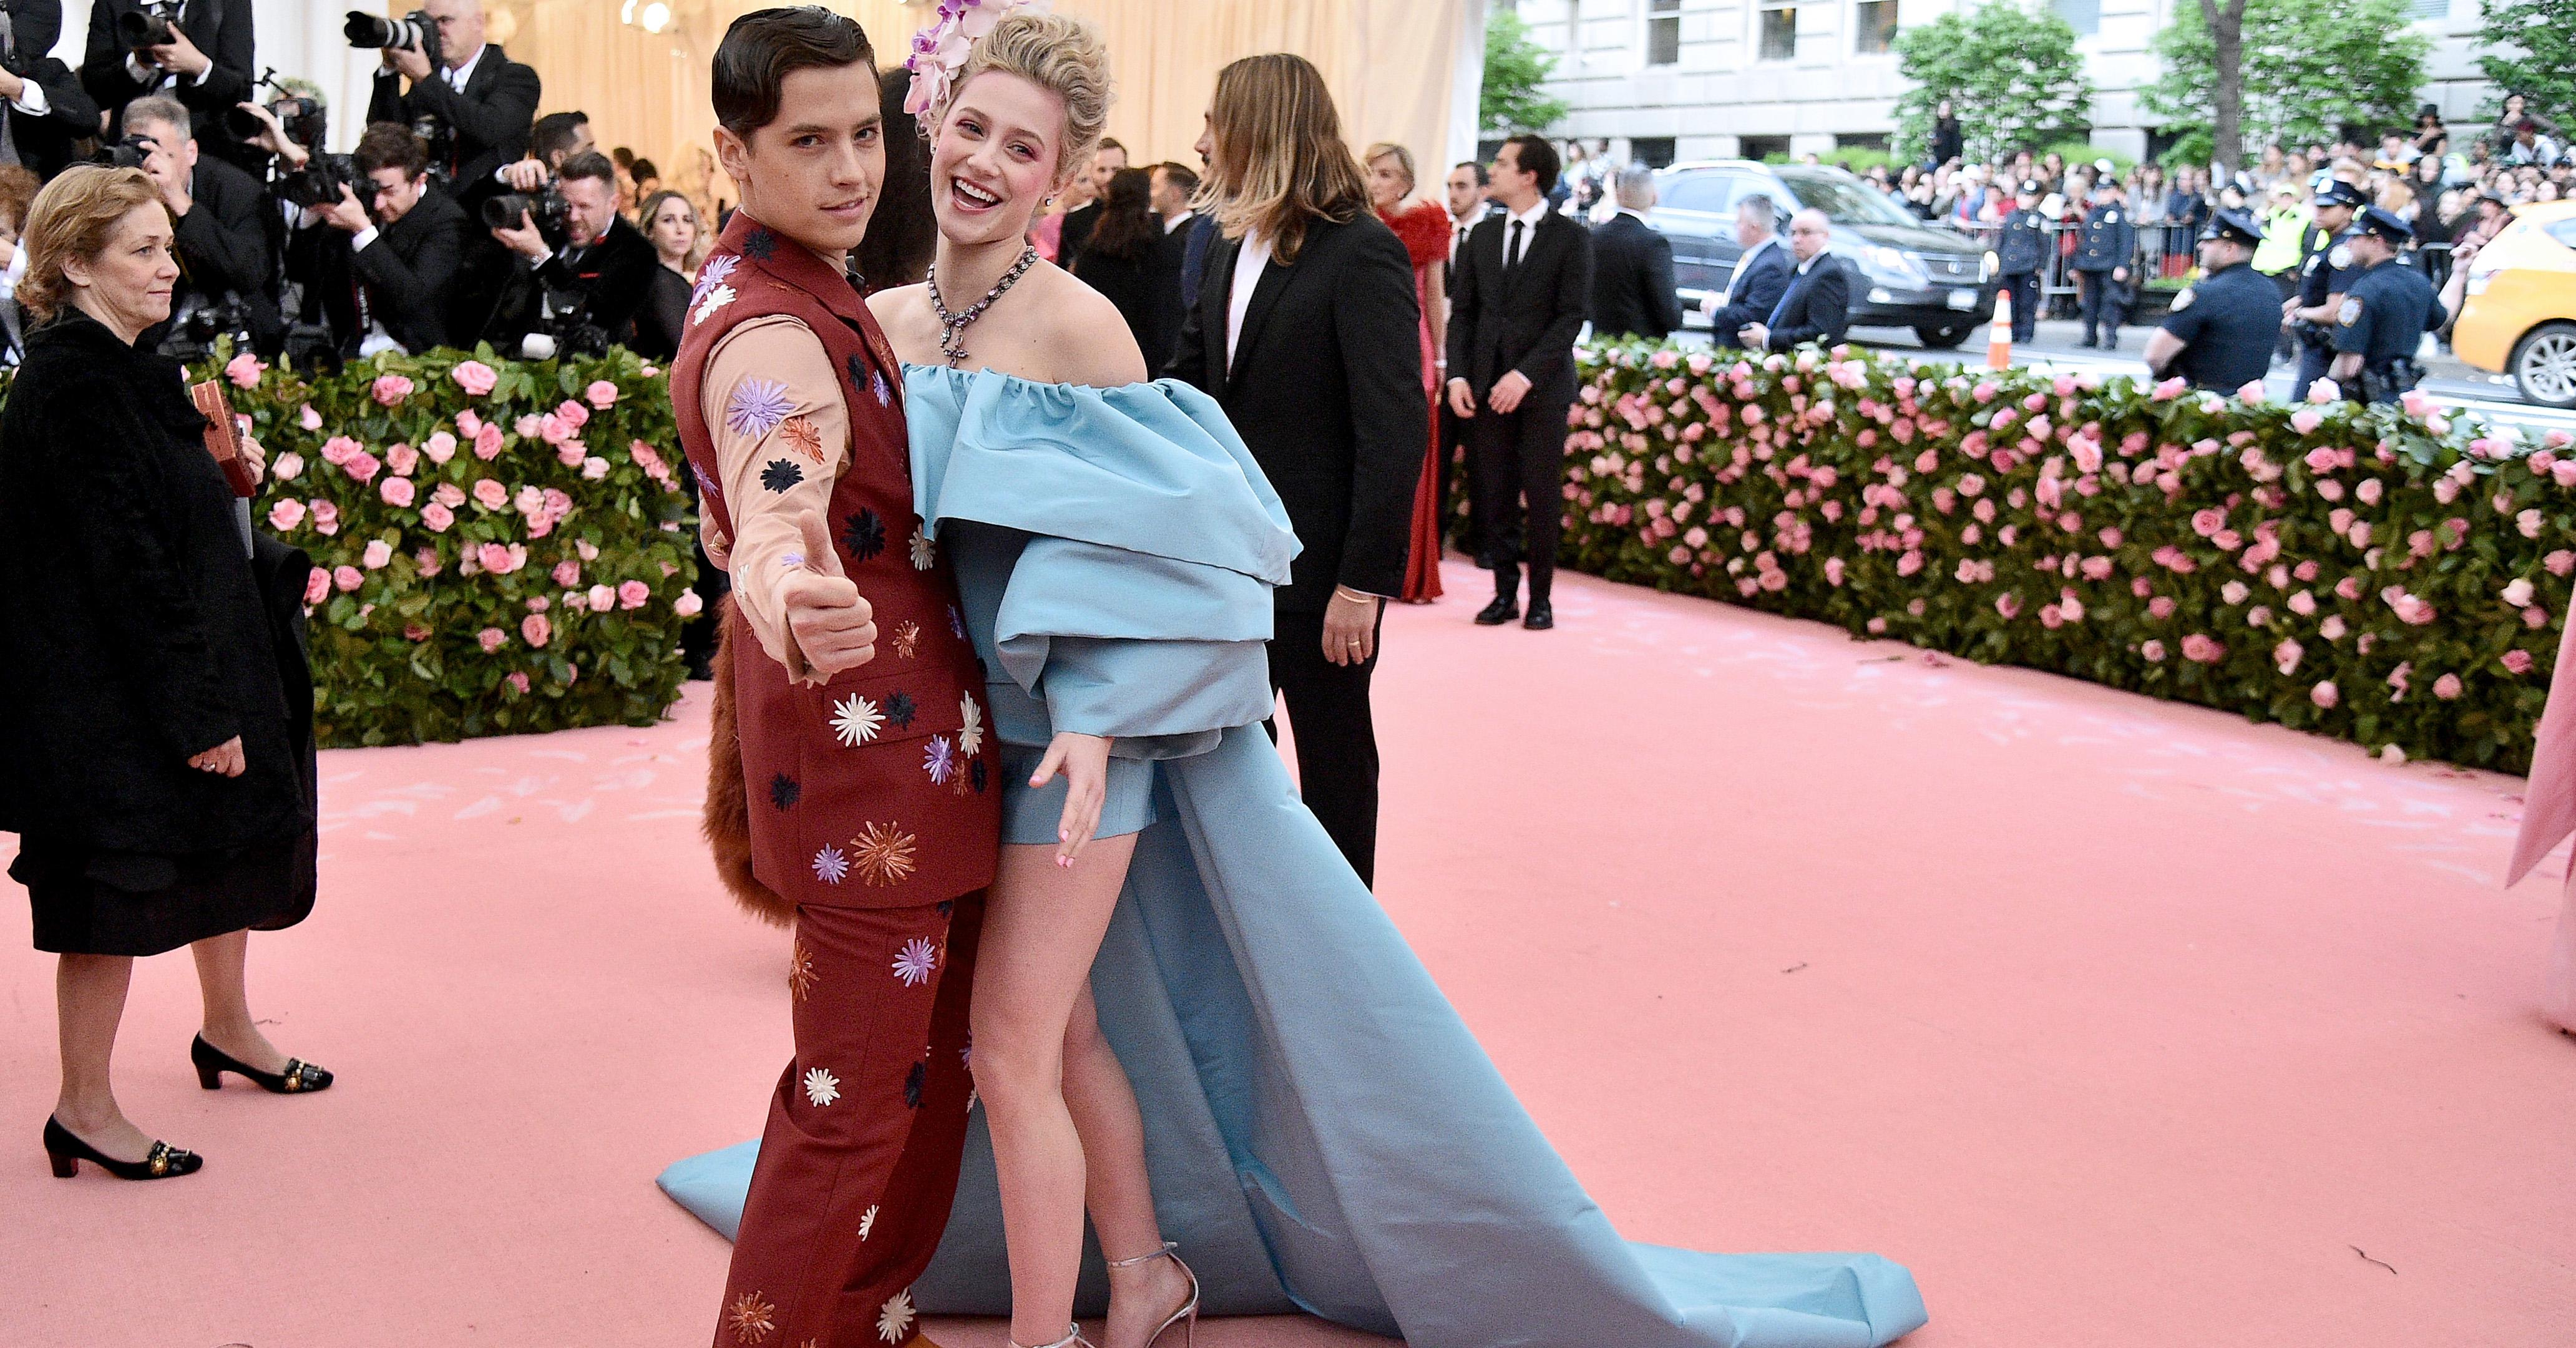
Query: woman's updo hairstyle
946 10 1114 187
17 165 161 325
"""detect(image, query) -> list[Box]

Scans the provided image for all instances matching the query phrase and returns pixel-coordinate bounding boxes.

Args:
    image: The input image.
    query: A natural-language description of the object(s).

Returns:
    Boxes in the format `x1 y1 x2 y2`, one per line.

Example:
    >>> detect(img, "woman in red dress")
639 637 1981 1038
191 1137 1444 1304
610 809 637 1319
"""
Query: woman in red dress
1366 142 1450 603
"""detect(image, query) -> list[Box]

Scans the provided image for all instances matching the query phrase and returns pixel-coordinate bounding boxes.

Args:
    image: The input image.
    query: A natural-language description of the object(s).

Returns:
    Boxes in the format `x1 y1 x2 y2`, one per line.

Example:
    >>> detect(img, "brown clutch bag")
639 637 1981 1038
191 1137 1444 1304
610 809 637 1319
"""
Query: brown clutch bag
190 379 257 498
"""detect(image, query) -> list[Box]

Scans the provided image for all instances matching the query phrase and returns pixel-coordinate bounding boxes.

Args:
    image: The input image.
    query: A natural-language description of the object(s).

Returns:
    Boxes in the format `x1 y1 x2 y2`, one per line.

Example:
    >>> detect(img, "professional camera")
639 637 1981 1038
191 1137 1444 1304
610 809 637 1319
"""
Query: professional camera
520 288 608 361
95 133 155 170
115 0 182 50
223 84 326 152
164 296 253 363
412 112 455 183
483 186 569 244
344 7 441 67
280 153 368 211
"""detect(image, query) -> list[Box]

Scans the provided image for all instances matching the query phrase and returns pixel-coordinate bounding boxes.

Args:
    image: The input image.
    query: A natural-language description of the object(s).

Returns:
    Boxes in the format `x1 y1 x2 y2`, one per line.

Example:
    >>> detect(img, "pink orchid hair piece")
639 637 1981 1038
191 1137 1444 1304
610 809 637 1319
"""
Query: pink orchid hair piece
902 0 1053 117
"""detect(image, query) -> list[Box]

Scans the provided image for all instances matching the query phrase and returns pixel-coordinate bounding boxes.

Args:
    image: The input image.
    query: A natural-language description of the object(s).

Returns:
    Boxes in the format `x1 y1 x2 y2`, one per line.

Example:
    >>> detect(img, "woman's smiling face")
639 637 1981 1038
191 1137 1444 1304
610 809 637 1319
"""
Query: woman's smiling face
930 71 1069 247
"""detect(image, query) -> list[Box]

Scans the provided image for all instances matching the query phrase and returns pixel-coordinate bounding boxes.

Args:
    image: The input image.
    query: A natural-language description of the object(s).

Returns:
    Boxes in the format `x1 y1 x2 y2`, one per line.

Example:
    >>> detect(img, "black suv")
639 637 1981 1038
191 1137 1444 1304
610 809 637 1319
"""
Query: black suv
1652 161 1996 349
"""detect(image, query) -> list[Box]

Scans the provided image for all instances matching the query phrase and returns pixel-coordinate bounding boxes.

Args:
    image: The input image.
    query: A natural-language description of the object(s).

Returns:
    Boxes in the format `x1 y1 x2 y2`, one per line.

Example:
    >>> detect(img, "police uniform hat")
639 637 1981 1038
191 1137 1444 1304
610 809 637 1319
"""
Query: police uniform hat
2312 178 2368 210
2199 208 2263 247
2017 178 2042 197
2355 205 2411 245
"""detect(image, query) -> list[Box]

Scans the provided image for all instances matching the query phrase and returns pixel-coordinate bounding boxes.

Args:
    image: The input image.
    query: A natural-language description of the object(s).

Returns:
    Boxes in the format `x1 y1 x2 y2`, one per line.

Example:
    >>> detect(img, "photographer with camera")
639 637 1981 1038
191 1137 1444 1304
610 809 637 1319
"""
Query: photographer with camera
121 93 278 356
285 120 464 358
81 0 259 174
361 0 536 212
0 0 101 181
481 149 655 359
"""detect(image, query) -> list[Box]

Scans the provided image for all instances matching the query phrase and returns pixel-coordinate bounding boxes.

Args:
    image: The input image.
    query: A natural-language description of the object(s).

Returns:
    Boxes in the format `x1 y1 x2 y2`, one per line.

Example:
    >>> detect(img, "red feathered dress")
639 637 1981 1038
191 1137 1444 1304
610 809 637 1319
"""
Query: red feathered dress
1380 198 1451 602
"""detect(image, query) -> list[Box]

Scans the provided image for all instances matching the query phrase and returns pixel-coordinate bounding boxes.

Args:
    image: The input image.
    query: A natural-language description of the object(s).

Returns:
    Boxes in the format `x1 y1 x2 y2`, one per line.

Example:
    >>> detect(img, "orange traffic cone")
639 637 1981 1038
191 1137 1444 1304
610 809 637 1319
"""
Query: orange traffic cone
1987 290 2014 369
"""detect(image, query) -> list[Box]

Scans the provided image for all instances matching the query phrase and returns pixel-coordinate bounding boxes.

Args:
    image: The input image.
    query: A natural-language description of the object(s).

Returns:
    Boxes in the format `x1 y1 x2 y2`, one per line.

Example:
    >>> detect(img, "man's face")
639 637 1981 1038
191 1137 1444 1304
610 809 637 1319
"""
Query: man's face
1734 203 1771 248
369 166 424 224
2349 232 2391 266
1490 144 1536 204
1090 144 1126 195
1787 212 1830 262
559 174 619 247
1445 166 1481 218
2198 237 2243 271
551 120 597 171
2317 203 2353 232
127 117 197 186
424 0 485 64
1148 167 1186 218
714 61 883 258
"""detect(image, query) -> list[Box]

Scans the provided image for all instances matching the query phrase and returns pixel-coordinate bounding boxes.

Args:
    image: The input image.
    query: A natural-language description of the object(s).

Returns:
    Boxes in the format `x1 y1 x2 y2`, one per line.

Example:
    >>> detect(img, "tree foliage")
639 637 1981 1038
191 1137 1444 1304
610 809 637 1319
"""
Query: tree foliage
2145 0 2429 155
1482 9 1569 135
1892 2 2094 164
2476 0 2576 131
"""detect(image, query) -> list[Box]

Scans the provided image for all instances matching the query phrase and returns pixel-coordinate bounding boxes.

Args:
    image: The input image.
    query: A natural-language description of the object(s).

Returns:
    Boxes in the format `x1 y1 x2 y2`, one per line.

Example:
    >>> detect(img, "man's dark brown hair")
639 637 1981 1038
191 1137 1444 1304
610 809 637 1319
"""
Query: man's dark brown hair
713 7 877 138
559 150 618 188
354 120 429 179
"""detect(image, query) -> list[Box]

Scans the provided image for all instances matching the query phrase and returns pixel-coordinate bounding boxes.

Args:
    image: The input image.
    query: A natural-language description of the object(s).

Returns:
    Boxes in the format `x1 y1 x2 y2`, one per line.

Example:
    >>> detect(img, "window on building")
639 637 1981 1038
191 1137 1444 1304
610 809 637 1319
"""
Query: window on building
1757 4 1797 61
1853 0 1898 53
1632 136 1678 168
1739 135 1792 162
1647 0 1682 64
2052 0 2100 36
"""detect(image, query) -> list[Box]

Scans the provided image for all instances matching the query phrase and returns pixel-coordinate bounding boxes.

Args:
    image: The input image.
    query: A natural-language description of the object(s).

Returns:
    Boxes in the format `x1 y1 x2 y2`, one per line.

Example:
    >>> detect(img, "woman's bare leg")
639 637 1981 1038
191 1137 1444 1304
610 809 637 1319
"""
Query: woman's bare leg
975 836 1139 1346
1063 982 1193 1348
54 953 155 1161
191 929 290 1072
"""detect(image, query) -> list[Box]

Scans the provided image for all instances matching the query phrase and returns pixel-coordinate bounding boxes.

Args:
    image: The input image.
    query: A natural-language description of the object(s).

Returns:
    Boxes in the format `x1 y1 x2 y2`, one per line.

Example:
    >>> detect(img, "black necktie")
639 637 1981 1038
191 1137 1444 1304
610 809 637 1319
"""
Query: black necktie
1506 219 1525 273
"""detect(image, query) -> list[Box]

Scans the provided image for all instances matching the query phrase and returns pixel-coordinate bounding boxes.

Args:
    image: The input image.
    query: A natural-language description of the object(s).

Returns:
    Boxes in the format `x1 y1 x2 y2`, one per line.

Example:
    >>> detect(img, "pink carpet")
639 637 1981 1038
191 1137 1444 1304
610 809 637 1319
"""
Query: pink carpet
6 557 2573 1347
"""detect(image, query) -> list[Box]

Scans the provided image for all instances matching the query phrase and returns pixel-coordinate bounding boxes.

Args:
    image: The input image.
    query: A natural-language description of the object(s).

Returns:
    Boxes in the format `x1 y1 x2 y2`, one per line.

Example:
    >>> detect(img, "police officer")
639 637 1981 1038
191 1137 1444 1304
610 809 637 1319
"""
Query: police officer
2072 175 2135 349
2330 207 2447 405
1994 179 2050 344
2284 178 2368 398
2142 208 2280 392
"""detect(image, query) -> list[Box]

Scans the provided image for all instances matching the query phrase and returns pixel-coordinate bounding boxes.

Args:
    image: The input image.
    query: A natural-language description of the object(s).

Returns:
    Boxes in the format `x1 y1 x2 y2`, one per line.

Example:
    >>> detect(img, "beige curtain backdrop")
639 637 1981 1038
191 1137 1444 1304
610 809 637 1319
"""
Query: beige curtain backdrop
492 0 1468 210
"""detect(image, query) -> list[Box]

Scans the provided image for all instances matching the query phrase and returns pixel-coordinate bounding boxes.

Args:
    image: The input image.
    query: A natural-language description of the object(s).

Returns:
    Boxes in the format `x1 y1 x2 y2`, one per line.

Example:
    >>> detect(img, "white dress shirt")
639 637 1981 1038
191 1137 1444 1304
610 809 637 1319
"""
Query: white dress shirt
1499 198 1549 268
445 44 487 94
1225 230 1272 371
1162 210 1193 235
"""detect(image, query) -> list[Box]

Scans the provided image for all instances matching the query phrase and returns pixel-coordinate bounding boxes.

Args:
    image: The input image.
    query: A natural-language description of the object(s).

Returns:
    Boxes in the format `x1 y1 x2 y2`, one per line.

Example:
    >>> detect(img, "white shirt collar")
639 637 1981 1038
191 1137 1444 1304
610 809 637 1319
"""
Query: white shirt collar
1614 207 1650 225
446 44 488 92
1503 198 1549 233
1162 210 1193 233
1793 250 1825 274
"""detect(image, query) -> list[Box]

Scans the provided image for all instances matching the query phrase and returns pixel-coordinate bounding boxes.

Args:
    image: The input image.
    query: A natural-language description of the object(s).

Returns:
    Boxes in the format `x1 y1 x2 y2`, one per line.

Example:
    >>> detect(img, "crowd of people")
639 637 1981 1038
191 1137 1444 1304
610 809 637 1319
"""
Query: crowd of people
0 0 725 371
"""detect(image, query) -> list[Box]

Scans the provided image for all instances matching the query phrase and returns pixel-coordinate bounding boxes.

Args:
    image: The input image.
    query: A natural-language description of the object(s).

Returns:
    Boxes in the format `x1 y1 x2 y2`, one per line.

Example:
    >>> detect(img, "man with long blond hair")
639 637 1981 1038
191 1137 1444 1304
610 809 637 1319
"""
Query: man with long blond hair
1164 51 1424 887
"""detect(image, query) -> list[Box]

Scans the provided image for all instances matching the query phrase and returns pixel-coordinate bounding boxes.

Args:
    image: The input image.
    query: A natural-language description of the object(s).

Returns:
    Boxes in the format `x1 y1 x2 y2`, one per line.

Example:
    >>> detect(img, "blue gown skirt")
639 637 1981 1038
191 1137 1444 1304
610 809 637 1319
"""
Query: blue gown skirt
657 368 1927 1348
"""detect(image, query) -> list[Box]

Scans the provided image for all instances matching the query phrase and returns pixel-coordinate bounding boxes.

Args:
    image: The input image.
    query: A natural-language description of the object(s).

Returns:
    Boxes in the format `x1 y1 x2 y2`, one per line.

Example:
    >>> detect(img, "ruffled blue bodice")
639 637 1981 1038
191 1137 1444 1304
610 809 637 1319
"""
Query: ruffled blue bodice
905 365 1303 760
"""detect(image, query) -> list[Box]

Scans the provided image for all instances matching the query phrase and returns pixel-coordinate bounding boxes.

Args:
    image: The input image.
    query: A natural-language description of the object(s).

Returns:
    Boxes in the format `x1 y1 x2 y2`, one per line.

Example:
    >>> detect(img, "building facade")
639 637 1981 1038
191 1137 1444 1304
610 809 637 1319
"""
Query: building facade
1509 0 2499 167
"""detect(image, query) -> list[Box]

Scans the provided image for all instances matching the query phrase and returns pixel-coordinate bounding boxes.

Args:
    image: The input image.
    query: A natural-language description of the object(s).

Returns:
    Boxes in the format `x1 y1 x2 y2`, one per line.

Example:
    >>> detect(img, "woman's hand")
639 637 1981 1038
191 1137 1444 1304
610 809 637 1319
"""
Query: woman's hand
188 736 246 777
238 432 267 487
1028 731 1112 866
233 102 306 166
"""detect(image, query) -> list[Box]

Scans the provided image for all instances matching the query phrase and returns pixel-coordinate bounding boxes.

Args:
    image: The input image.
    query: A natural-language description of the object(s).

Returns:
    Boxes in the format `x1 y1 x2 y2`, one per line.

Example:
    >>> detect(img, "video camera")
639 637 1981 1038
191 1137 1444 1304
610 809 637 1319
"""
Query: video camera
483 186 570 246
115 0 181 51
344 7 441 68
163 296 253 363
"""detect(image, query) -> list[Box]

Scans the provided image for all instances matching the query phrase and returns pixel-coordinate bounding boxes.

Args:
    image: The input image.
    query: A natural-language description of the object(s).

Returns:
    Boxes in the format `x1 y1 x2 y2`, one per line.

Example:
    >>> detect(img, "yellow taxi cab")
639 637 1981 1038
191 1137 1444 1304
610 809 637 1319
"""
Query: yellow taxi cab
2454 200 2576 408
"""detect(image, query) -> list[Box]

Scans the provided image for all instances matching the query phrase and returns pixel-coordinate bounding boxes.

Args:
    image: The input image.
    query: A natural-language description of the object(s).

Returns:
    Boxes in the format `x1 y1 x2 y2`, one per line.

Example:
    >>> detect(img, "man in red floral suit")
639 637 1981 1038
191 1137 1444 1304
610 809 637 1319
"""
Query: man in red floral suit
673 11 1000 1347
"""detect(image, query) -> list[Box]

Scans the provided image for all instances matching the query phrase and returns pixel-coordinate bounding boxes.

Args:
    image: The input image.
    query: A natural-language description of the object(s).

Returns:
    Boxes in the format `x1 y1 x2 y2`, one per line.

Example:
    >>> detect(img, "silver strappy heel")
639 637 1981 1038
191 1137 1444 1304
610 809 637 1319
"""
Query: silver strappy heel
1010 1327 1093 1348
1104 1240 1201 1348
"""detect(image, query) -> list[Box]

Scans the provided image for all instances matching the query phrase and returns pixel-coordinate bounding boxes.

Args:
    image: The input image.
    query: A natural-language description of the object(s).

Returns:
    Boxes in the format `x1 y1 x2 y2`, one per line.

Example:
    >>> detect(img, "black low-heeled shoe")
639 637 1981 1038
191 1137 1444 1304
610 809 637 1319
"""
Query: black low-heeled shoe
44 1116 202 1180
192 1034 333 1095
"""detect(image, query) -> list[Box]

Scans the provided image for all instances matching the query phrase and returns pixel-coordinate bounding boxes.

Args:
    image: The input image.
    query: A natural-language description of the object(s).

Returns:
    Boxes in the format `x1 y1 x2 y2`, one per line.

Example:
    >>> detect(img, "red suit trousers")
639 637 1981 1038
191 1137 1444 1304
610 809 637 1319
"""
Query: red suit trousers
715 892 984 1348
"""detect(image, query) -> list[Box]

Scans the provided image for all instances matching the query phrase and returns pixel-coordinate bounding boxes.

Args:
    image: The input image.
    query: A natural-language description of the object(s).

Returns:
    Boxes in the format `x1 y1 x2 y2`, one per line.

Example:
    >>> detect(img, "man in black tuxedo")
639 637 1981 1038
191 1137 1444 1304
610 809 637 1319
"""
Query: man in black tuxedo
1438 159 1491 553
0 0 98 182
124 94 280 354
1445 133 1591 631
365 0 539 217
82 0 258 173
308 122 469 355
1164 93 1422 887
1588 165 1682 341
482 150 658 357
1735 208 1848 352
1706 193 1791 341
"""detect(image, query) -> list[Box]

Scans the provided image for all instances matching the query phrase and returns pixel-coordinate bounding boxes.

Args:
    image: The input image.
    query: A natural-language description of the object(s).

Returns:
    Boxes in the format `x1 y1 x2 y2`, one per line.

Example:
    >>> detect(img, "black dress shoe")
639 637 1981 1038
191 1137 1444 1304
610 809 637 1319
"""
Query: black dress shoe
1474 595 1520 625
193 1034 333 1095
44 1117 201 1180
1523 600 1554 630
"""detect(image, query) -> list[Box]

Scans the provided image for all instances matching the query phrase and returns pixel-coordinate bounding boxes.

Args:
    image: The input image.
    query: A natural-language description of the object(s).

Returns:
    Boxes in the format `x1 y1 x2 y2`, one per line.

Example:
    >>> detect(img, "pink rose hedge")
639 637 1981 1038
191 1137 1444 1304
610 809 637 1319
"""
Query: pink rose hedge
205 346 691 745
1564 341 2567 771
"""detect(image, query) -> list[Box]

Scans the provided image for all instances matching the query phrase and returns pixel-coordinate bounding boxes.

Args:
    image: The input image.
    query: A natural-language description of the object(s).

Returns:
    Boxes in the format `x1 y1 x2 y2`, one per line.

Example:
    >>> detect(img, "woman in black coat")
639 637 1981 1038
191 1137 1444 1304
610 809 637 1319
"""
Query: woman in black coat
1070 167 1182 372
0 166 331 1183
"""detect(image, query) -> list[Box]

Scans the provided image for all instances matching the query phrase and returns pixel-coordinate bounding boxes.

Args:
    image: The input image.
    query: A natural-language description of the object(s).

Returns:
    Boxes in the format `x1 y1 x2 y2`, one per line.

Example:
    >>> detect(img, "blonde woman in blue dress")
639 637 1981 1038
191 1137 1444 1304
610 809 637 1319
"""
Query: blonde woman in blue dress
663 8 1928 1347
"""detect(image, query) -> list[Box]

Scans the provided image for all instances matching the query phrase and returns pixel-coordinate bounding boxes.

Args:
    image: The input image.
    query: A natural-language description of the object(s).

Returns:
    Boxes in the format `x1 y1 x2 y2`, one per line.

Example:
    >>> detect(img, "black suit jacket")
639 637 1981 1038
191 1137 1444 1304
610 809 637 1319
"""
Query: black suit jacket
368 44 541 210
351 185 469 353
2 56 101 180
82 0 258 172
1445 208 1592 401
481 213 659 353
1165 212 1425 613
1765 254 1852 350
1057 201 1101 269
1710 235 1792 339
1587 212 1683 341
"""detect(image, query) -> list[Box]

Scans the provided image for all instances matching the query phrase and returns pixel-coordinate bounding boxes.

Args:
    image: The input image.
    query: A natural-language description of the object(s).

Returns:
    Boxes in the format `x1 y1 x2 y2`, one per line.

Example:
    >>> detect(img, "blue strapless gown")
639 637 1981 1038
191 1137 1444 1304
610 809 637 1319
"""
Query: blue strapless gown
658 366 1928 1348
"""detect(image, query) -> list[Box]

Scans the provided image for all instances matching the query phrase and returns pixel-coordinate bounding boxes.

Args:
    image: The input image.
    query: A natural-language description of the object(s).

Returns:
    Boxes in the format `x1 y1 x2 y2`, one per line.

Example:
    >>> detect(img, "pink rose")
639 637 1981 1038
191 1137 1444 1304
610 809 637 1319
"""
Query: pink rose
343 451 381 484
298 403 322 431
422 431 457 464
310 499 339 534
2505 577 2537 607
451 360 499 396
2181 633 2225 664
2148 595 2177 619
553 560 582 587
2190 508 2225 538
618 580 651 610
416 547 442 575
2293 410 2325 437
521 613 552 648
320 435 359 464
302 567 330 605
515 414 543 439
333 565 363 592
362 539 393 570
539 412 571 445
457 409 484 437
477 627 507 653
473 424 505 459
266 498 306 530
507 671 531 695
2505 650 2535 675
2237 380 2267 404
225 352 265 389
587 584 615 610
2434 673 2464 700
675 591 705 617
371 373 416 406
380 477 416 508
421 501 455 532
514 484 546 517
432 482 466 509
2311 680 2339 709
477 542 513 574
386 442 419 476
586 379 620 409
582 457 610 480
1995 593 2022 618
472 478 508 510
555 399 590 430
2140 638 2167 662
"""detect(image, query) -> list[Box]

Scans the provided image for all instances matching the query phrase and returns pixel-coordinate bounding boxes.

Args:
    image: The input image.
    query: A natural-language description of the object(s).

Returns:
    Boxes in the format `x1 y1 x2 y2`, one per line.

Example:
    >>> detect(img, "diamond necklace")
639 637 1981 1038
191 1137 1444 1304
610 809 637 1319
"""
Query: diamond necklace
925 245 1040 368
